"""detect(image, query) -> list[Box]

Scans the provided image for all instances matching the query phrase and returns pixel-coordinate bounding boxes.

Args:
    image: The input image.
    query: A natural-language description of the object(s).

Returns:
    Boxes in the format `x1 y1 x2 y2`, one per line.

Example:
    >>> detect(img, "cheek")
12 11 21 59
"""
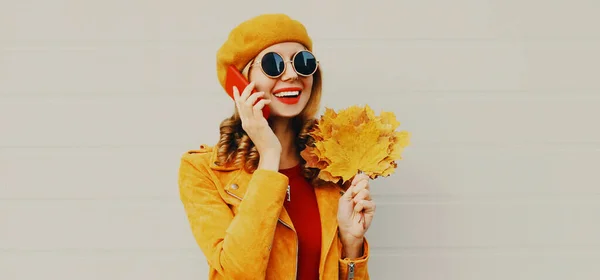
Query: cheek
303 77 314 94
248 69 275 93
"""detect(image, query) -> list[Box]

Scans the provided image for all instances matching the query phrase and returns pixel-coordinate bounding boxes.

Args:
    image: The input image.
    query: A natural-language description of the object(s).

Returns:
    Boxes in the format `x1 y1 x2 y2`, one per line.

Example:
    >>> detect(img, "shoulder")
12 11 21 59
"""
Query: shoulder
179 143 242 174
179 143 216 172
178 143 249 194
182 143 213 158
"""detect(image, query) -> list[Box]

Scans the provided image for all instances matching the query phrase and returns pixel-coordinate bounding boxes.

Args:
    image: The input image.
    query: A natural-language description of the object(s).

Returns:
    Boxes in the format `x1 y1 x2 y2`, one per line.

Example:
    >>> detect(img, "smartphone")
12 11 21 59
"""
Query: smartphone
225 65 271 119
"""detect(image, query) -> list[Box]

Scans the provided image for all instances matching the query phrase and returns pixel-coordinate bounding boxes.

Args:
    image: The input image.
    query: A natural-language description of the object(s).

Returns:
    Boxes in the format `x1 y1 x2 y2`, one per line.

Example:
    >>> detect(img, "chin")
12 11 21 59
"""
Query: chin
270 110 303 119
269 95 311 119
268 103 306 118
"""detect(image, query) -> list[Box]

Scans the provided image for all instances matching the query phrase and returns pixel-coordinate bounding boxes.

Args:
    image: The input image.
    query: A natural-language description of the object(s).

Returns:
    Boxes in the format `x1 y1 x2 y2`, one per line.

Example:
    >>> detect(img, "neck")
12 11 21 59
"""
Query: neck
270 116 300 169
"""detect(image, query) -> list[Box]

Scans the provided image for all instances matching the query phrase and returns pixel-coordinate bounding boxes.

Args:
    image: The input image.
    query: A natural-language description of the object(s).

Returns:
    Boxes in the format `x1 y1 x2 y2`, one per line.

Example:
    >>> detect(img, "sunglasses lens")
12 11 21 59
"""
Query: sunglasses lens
293 51 318 75
261 52 285 77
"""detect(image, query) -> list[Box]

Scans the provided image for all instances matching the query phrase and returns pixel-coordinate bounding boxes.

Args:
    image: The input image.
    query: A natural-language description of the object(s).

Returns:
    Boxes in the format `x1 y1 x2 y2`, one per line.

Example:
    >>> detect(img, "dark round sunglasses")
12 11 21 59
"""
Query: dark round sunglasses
252 50 319 78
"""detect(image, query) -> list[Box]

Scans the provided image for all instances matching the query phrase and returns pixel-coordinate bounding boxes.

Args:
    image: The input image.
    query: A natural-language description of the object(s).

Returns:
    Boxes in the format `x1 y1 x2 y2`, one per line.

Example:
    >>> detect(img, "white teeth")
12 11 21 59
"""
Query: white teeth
274 91 300 97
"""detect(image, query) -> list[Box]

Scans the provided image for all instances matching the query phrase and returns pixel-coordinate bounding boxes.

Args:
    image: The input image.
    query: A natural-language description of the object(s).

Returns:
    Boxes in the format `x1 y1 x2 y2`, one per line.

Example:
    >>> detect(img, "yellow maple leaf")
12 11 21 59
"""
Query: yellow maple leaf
302 104 411 185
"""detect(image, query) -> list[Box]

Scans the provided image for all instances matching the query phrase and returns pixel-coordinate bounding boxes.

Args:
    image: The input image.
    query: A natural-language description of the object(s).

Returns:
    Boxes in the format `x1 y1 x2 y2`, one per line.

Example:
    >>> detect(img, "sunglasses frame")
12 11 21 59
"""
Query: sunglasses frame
251 50 320 79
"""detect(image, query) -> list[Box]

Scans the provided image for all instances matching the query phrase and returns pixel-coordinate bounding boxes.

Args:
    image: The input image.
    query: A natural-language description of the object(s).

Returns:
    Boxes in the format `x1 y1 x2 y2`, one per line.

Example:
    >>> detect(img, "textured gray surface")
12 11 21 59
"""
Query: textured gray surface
2 0 600 279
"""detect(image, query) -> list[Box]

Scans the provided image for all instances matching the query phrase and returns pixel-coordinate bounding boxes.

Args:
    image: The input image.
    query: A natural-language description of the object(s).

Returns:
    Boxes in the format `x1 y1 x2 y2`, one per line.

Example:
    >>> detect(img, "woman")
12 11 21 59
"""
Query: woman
178 13 375 280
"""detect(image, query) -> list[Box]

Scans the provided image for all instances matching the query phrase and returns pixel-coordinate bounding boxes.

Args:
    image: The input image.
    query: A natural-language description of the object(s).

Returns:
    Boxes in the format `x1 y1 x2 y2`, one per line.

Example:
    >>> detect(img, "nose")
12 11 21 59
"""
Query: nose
280 61 298 81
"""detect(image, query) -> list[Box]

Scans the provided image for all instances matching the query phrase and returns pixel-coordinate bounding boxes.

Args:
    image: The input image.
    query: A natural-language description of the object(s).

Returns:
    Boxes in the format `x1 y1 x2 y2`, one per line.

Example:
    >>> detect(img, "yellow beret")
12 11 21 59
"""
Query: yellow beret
216 14 313 92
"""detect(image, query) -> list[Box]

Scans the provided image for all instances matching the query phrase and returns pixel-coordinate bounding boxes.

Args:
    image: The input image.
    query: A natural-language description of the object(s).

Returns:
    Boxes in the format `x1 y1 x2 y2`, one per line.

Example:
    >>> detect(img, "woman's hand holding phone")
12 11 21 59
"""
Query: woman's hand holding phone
233 82 281 171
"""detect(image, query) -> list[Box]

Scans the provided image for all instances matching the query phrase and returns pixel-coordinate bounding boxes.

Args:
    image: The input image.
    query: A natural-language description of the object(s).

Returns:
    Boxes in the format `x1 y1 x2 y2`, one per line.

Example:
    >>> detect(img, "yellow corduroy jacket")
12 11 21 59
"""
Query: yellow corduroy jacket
178 144 370 280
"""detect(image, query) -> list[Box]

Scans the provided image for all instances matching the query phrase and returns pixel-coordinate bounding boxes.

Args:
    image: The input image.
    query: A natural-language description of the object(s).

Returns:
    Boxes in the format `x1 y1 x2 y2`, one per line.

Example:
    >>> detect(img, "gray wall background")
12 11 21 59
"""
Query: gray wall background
2 0 599 279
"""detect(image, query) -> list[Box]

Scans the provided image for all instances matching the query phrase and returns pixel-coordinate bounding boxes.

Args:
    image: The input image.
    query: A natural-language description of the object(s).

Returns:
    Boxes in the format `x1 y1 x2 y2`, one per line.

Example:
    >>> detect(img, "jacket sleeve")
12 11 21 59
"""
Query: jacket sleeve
339 237 370 280
178 153 289 279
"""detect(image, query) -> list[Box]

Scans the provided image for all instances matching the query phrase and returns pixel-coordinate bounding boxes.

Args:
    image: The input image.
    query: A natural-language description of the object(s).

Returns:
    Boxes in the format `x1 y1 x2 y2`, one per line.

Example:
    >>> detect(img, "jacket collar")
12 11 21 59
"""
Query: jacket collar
207 145 240 171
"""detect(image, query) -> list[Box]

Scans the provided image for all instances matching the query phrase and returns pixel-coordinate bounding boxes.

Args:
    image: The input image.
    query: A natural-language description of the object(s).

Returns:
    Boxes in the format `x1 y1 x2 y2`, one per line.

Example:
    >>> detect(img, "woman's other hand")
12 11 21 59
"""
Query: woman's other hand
337 173 376 258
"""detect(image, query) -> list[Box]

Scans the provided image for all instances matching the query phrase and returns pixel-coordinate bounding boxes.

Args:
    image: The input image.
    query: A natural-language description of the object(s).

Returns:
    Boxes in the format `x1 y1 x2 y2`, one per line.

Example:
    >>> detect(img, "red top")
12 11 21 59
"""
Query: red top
279 164 322 280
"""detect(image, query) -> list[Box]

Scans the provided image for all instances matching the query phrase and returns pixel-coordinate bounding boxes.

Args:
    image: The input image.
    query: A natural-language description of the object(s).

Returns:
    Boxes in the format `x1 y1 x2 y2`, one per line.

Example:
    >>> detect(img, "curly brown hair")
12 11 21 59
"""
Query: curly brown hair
214 68 324 185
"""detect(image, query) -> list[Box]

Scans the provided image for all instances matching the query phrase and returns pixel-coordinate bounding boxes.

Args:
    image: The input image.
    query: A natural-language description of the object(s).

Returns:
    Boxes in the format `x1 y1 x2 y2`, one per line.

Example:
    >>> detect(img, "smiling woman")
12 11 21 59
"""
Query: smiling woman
241 42 318 120
178 13 374 280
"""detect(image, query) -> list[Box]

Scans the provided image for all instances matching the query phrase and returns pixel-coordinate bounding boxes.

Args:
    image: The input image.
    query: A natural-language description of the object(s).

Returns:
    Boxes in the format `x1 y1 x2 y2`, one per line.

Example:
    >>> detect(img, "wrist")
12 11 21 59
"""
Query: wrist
340 232 363 245
340 235 364 259
258 149 281 171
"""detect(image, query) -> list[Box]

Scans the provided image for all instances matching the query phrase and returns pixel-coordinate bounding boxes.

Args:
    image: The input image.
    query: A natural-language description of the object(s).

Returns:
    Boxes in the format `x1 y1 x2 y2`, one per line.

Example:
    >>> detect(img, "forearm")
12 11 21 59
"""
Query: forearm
218 169 288 273
223 168 287 244
179 156 288 278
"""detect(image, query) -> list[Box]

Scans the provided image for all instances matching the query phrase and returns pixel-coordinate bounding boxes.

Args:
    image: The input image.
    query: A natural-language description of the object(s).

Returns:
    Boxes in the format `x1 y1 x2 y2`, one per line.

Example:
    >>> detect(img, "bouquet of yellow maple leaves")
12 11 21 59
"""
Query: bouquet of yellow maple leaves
301 105 411 185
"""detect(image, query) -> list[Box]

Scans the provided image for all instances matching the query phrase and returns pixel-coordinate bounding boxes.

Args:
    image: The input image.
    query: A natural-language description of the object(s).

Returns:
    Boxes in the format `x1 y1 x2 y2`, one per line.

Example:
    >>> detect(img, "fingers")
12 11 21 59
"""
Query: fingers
341 177 370 201
340 173 375 231
240 81 255 100
233 85 240 100
234 82 268 120
352 188 371 204
354 199 376 214
233 86 242 112
351 173 370 190
341 184 356 201
245 91 265 107
356 199 375 230
351 180 369 197
253 99 271 117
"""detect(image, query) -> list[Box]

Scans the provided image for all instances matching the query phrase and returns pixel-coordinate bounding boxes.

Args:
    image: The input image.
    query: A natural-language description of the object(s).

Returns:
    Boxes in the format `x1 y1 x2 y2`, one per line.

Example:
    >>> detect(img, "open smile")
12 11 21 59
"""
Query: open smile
272 87 302 104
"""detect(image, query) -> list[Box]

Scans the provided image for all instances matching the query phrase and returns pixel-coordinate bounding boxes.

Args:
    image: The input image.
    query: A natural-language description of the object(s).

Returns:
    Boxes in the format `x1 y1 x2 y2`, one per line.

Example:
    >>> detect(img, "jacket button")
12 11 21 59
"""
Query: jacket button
231 184 239 190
